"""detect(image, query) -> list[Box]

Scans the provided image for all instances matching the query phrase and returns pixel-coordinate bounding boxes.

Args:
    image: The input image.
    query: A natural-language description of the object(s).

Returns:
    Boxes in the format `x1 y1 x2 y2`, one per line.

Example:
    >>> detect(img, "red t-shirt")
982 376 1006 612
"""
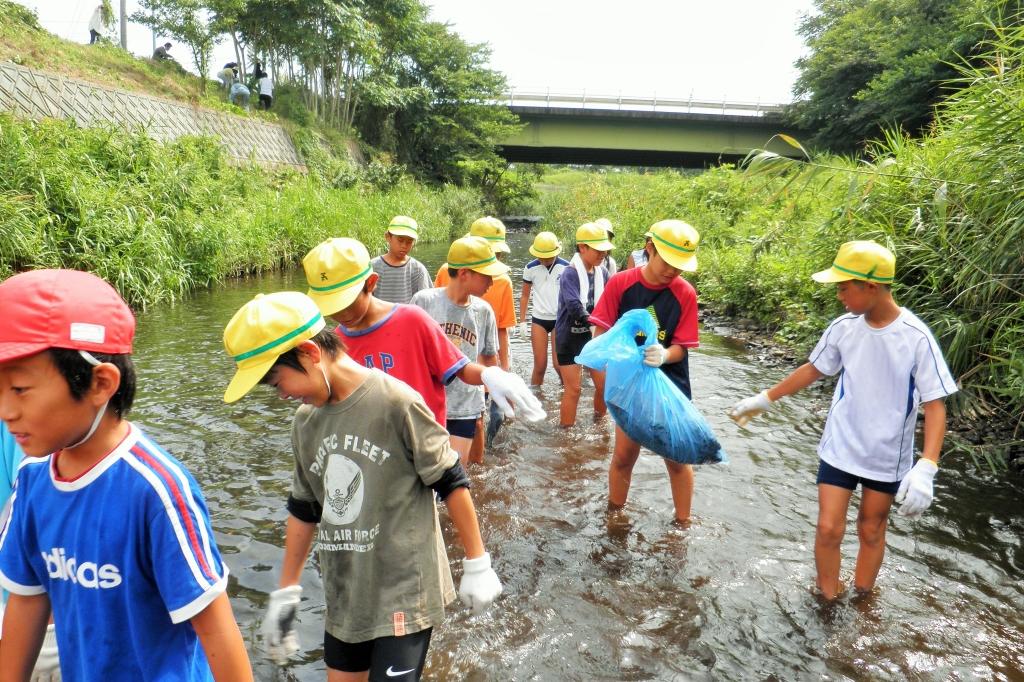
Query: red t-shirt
335 304 468 424
589 267 699 398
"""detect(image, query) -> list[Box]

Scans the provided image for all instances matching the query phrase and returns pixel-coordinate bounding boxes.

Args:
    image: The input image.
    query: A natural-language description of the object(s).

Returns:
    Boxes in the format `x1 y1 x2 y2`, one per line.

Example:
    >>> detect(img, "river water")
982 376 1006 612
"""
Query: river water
129 233 1023 681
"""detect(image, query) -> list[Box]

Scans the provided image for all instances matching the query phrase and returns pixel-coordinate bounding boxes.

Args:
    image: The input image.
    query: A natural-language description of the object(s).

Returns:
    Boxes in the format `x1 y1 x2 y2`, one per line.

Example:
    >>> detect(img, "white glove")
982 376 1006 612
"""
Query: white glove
517 321 529 340
728 390 773 426
895 459 938 518
31 624 60 682
459 552 503 615
643 344 667 367
261 585 302 664
481 366 546 421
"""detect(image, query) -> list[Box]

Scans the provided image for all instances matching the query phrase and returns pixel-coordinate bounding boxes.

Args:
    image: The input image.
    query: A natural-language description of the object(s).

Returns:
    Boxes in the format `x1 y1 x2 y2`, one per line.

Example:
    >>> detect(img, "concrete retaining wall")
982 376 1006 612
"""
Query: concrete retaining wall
0 62 305 169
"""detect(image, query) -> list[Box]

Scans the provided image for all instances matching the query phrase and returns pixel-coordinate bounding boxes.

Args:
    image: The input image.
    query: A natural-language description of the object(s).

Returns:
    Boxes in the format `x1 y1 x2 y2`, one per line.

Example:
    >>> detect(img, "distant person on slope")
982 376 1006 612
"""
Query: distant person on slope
258 72 273 110
87 4 108 44
229 79 250 110
153 42 172 60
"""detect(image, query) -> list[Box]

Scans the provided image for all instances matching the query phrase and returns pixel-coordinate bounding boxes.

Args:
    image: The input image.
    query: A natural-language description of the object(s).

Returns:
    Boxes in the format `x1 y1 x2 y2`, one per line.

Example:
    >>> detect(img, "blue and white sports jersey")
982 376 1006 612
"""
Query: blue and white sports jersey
0 423 228 682
522 256 570 320
0 422 23 622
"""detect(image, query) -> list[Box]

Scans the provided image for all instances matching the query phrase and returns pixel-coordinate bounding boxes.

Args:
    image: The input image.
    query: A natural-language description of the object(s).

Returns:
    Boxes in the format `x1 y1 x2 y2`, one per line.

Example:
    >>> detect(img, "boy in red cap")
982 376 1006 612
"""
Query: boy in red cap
0 269 252 681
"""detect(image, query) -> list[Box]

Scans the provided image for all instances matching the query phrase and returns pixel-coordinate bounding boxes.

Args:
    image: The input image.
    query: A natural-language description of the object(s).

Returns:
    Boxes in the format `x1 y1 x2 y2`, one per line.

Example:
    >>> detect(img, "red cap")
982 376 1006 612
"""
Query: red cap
0 269 135 363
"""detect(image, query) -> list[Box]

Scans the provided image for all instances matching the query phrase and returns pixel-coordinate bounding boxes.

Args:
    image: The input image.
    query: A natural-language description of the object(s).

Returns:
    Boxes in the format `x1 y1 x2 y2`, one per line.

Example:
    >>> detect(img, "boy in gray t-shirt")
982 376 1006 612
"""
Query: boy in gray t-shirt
370 215 432 304
411 236 505 464
223 291 503 679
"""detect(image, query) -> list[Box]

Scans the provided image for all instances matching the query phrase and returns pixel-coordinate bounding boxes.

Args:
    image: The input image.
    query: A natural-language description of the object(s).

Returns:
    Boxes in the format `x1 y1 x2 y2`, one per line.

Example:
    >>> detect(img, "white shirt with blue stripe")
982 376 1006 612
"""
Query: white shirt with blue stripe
809 308 957 483
0 423 227 681
522 256 570 320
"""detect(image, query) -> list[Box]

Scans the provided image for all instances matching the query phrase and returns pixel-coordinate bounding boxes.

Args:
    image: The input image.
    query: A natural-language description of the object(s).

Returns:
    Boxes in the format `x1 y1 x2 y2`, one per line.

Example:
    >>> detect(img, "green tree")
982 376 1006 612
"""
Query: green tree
133 0 221 94
789 0 994 153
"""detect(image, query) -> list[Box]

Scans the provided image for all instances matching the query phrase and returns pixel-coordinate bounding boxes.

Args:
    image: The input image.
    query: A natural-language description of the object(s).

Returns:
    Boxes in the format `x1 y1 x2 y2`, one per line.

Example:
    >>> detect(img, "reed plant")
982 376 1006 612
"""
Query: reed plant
0 113 484 308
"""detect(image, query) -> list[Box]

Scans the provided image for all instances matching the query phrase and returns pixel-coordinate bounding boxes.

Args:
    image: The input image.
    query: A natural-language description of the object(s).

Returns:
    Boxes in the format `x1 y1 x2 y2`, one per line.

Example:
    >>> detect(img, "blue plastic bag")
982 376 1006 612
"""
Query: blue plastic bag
576 309 726 465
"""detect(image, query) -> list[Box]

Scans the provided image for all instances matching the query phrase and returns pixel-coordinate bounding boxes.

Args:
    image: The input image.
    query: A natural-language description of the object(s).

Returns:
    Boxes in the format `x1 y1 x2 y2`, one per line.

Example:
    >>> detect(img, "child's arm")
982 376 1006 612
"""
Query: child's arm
454 363 545 420
895 398 946 517
443 486 502 614
0 593 50 682
261 514 316 664
191 593 254 682
730 362 824 424
496 328 511 372
518 282 532 328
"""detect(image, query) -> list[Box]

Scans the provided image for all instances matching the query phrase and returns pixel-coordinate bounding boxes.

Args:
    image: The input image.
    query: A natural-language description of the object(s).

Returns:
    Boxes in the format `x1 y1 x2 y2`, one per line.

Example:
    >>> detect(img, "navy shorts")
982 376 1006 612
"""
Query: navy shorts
325 628 432 678
556 331 591 366
531 317 555 333
816 459 899 495
446 417 478 439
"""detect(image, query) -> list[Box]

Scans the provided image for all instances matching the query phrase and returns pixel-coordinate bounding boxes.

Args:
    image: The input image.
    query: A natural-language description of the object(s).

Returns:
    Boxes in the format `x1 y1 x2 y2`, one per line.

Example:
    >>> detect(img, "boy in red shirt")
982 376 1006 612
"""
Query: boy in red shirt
589 220 701 524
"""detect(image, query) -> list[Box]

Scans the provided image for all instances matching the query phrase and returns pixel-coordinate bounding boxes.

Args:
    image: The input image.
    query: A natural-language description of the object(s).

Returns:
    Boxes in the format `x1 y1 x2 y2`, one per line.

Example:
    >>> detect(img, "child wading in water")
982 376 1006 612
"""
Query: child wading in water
223 292 503 680
302 237 544 466
589 220 701 524
519 232 570 387
370 215 432 304
730 240 956 599
0 269 252 681
556 223 612 426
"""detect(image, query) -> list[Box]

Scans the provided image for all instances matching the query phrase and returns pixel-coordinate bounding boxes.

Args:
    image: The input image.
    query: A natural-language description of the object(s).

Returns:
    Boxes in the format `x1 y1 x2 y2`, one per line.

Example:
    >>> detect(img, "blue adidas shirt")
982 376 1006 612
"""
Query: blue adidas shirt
0 423 23 616
0 424 227 681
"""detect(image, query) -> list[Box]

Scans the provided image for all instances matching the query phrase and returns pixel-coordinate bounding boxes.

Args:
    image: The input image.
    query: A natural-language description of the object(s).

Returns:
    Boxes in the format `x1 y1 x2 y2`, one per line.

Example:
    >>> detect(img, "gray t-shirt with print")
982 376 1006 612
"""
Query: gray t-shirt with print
290 369 458 643
410 287 498 419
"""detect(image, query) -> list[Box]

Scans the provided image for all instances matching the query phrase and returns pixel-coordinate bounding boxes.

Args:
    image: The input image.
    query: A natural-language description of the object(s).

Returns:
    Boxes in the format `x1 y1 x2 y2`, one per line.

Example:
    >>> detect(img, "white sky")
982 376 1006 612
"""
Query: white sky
19 0 815 104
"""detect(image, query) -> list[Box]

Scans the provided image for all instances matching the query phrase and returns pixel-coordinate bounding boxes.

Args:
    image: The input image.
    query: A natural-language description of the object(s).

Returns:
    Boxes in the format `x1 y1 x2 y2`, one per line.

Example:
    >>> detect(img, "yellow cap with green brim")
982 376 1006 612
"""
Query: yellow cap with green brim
447 236 510 277
649 219 699 272
386 215 419 239
469 216 510 254
811 240 896 283
529 231 562 258
223 291 326 403
575 222 614 251
302 238 373 316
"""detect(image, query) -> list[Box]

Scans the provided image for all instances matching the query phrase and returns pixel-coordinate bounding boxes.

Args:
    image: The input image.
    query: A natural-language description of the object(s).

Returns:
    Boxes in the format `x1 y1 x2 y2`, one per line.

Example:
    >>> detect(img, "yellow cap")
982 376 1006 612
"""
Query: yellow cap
575 222 614 251
447 236 510 277
529 231 562 258
648 219 699 272
386 215 419 239
469 216 510 254
302 238 373 316
223 291 326 403
595 217 614 237
812 240 895 283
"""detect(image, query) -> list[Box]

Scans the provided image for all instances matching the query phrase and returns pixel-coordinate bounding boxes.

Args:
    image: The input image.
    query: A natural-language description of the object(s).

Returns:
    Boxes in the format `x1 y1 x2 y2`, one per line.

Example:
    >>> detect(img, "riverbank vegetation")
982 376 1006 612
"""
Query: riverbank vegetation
0 112 482 307
539 20 1024 464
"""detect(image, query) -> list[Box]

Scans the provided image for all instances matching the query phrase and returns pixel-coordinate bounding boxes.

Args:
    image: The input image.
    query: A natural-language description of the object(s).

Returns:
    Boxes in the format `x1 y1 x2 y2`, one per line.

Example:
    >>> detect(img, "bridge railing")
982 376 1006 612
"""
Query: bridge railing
505 88 786 116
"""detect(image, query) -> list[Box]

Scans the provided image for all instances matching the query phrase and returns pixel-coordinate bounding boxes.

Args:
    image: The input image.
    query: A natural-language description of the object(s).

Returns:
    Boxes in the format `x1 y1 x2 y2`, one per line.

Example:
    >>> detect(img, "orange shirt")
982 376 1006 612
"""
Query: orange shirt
434 264 517 329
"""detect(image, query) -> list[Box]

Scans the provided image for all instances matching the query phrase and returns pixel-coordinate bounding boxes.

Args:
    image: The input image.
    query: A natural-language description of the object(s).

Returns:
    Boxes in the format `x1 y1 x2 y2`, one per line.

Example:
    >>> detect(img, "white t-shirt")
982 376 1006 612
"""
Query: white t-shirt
258 76 273 97
810 308 957 482
522 257 569 320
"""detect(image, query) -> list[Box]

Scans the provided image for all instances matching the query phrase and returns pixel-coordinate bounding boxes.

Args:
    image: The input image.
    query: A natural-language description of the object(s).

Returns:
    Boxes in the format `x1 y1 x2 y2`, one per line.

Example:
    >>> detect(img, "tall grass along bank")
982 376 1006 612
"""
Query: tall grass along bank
0 113 483 307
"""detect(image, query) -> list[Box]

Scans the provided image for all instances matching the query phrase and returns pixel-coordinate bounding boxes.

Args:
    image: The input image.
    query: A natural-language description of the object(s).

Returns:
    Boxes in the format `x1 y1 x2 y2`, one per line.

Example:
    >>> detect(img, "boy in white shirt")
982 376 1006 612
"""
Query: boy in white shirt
730 241 956 600
519 232 570 386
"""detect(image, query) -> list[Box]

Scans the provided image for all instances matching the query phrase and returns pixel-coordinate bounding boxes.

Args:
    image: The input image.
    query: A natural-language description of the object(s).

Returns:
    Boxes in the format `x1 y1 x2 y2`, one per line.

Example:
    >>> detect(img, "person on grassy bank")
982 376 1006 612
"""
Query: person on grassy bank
370 216 432 305
223 291 502 680
0 269 252 681
519 231 569 387
590 219 701 525
556 222 612 427
730 240 956 599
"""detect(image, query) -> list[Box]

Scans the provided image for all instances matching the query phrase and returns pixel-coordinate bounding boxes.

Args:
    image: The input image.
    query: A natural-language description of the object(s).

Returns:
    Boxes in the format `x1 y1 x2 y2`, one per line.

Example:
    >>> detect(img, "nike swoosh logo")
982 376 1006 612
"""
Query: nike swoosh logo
386 666 415 677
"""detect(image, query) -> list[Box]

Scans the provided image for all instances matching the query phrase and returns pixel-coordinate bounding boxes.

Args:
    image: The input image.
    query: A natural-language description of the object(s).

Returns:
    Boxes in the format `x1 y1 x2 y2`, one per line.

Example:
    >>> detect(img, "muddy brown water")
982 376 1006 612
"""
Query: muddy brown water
129 233 1023 680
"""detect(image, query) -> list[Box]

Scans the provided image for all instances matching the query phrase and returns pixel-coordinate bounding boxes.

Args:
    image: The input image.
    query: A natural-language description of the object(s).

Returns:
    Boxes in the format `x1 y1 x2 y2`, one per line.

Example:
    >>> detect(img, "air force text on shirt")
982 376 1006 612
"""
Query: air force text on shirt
310 432 392 475
42 547 122 589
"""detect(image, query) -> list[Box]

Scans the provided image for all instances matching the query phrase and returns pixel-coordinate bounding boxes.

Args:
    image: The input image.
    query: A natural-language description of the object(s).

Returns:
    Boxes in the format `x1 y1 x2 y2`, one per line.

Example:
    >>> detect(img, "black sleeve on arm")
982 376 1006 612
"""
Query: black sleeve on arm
430 461 471 501
287 495 322 523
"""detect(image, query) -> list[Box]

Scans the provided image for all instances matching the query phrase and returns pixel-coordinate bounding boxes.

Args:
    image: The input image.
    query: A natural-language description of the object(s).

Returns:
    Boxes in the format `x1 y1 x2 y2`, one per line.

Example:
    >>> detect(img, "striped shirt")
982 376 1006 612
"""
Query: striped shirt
371 255 432 304
0 423 227 681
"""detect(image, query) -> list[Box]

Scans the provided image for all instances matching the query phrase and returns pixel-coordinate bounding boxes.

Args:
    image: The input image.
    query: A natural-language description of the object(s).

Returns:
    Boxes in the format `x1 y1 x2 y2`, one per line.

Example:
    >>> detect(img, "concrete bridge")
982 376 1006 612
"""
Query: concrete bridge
499 91 801 168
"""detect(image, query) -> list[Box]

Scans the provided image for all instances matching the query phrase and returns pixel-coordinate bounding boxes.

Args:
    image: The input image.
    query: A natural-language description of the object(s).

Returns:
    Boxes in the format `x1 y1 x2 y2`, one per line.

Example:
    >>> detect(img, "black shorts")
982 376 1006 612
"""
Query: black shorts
325 628 432 679
446 417 478 439
556 330 591 366
531 317 555 333
816 459 900 495
259 93 273 109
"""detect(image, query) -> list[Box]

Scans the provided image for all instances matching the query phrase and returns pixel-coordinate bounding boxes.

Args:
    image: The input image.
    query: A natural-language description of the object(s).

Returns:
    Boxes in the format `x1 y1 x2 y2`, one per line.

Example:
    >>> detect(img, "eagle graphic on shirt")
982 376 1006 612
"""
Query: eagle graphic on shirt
322 455 364 525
